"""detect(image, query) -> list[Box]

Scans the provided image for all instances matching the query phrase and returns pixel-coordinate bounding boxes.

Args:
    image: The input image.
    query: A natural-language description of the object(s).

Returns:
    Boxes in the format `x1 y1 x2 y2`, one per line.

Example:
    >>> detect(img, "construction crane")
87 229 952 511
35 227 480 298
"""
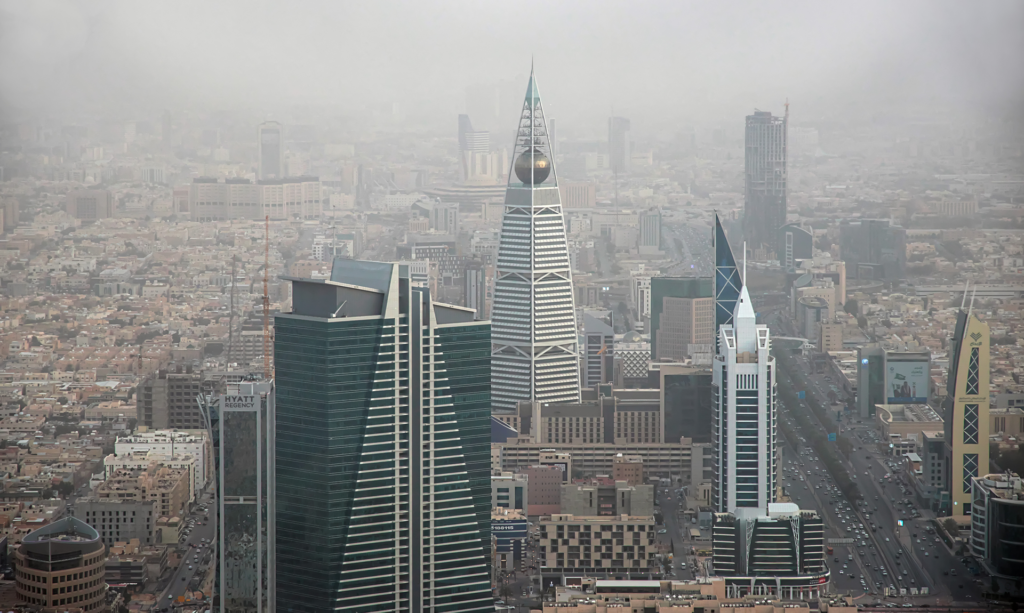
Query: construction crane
263 215 271 379
227 255 237 366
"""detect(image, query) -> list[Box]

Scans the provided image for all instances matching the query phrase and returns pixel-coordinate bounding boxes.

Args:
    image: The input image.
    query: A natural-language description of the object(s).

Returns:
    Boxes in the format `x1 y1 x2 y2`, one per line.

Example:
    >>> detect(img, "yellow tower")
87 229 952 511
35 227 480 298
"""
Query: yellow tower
944 307 990 517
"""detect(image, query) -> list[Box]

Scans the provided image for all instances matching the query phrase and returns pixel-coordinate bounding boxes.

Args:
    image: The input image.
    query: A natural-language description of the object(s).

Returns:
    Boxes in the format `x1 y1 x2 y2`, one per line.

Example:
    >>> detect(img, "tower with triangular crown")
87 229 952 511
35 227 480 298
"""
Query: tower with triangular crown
491 64 581 410
711 229 777 518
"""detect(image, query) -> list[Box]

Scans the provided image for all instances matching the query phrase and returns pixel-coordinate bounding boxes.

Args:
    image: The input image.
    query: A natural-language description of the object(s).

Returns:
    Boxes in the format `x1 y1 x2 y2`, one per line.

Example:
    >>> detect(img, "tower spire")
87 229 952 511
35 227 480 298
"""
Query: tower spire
491 64 579 411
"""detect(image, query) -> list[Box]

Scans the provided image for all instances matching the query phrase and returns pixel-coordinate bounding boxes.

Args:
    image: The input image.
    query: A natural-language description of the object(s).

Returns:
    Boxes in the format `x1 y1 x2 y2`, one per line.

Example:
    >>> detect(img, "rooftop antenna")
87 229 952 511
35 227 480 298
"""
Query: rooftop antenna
968 286 977 319
960 280 969 311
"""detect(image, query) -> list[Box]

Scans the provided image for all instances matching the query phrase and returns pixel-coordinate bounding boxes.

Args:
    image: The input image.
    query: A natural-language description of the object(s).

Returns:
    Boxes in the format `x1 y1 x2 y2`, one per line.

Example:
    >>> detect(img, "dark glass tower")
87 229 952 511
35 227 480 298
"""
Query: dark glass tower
275 259 492 613
742 109 787 250
713 213 741 353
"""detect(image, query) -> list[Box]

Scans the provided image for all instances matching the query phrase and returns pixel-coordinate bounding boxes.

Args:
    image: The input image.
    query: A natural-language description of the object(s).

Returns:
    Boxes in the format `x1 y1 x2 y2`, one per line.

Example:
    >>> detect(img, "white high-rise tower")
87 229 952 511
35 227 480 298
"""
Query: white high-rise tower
711 282 777 518
491 65 580 411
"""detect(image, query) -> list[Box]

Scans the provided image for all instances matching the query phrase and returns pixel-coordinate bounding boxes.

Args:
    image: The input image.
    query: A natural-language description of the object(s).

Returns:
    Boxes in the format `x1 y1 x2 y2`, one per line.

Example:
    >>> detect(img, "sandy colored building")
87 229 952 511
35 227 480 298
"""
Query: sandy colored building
95 465 189 520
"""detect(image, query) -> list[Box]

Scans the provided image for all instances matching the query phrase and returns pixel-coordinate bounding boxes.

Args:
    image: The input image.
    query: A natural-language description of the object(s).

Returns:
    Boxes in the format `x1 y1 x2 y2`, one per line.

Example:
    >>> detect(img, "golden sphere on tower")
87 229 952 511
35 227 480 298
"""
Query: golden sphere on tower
514 148 551 185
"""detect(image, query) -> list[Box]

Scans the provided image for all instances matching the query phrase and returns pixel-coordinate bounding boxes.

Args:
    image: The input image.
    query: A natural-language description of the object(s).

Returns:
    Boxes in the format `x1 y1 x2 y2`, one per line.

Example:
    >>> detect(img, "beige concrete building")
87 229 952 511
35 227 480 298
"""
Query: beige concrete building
819 322 843 352
15 517 108 612
95 465 190 520
613 454 644 486
560 481 654 517
66 189 114 220
498 438 691 479
524 464 563 516
991 407 1024 437
539 514 657 575
539 578 852 613
874 403 943 443
654 296 714 362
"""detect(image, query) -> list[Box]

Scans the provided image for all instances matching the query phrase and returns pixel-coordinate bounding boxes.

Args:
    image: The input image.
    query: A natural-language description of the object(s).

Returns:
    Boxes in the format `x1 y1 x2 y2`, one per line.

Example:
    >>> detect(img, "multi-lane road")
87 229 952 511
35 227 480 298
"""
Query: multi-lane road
779 347 987 607
158 491 216 609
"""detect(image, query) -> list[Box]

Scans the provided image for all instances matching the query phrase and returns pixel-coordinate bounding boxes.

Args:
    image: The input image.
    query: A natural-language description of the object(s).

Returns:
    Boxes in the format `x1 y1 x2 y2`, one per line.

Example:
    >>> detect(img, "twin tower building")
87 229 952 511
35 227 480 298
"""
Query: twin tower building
265 67 823 612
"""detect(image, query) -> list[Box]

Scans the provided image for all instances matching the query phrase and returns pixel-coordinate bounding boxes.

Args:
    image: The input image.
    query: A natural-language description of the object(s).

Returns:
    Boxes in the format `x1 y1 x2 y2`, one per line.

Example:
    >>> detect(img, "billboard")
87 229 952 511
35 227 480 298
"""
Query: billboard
886 360 928 403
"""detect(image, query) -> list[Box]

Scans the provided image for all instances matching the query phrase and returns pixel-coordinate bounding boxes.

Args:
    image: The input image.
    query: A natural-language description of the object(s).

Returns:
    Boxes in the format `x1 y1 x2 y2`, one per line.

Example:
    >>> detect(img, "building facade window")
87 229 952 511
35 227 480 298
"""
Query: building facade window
966 348 980 395
963 404 979 444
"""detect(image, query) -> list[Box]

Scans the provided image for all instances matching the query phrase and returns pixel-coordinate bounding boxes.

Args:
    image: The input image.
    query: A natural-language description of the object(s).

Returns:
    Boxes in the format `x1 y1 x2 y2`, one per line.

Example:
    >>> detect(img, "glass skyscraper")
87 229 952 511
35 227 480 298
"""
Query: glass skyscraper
491 65 580 411
742 109 787 251
274 258 492 613
218 379 275 613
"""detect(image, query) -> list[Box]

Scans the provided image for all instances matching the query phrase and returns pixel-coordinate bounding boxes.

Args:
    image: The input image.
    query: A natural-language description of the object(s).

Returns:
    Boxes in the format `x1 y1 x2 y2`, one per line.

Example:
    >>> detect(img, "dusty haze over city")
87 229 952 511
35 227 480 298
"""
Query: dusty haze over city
2 0 1024 135
1 1 1024 611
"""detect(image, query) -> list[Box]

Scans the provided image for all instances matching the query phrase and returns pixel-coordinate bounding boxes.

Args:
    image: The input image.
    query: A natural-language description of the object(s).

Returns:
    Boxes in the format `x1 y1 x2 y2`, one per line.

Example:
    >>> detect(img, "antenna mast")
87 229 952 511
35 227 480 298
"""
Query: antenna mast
263 216 271 379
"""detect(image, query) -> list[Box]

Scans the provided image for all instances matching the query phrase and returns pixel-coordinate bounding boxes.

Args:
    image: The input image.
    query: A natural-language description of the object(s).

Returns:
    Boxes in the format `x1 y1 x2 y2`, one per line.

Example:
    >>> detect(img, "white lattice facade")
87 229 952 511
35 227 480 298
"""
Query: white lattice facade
492 67 581 411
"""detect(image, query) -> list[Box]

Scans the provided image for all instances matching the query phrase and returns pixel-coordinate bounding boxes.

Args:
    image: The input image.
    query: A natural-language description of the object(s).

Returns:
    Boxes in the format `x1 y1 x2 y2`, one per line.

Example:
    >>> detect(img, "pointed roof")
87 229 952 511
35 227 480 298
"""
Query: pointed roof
506 62 557 190
734 285 755 322
733 285 758 353
525 61 540 103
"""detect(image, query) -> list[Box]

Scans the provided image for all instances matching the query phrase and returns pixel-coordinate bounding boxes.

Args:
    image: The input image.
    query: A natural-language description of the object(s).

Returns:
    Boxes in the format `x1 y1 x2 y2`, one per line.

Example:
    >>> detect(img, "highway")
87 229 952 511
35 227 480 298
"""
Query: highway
777 342 987 607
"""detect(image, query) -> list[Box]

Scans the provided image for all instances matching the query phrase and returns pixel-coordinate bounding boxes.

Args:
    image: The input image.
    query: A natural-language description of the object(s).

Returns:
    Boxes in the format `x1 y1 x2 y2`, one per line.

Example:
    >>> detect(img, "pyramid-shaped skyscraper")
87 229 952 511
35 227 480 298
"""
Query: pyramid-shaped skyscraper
491 65 581 410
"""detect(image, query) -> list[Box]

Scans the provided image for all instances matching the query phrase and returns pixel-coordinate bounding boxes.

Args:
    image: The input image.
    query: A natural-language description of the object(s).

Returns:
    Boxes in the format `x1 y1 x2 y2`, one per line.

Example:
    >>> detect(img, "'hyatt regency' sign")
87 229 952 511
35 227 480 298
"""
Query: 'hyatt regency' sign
221 395 258 412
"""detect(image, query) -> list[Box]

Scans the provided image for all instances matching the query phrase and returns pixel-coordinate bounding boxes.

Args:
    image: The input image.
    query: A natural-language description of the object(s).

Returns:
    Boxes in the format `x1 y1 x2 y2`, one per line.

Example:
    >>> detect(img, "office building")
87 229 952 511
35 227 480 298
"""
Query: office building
582 311 615 388
777 223 812 270
711 504 827 599
559 181 596 208
561 480 654 516
538 514 656 577
650 277 714 362
15 517 108 612
857 345 885 419
819 322 843 352
943 303 990 517
658 363 714 444
638 207 662 252
275 258 492 612
3 198 18 230
136 369 203 430
96 466 190 519
498 438 691 480
608 116 631 175
515 386 663 445
796 296 829 342
838 219 907 281
492 472 529 511
216 379 275 613
524 465 563 515
492 507 529 571
713 215 742 353
189 176 322 221
970 472 1024 577
492 66 580 411
115 430 209 491
741 110 788 251
258 121 284 180
711 282 776 516
631 273 652 320
104 451 200 502
73 498 156 547
463 258 489 319
458 114 491 183
66 189 114 220
613 454 644 485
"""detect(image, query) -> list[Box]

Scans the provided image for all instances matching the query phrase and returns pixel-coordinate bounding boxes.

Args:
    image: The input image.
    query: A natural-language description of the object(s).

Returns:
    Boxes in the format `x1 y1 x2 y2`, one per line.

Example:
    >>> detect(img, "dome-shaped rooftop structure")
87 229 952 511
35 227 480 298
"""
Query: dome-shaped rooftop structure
514 149 551 185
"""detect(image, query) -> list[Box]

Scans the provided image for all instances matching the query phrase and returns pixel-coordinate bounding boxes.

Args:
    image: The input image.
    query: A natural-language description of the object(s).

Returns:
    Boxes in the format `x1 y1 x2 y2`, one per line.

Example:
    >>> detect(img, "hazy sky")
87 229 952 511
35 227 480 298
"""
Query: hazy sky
2 0 1023 128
